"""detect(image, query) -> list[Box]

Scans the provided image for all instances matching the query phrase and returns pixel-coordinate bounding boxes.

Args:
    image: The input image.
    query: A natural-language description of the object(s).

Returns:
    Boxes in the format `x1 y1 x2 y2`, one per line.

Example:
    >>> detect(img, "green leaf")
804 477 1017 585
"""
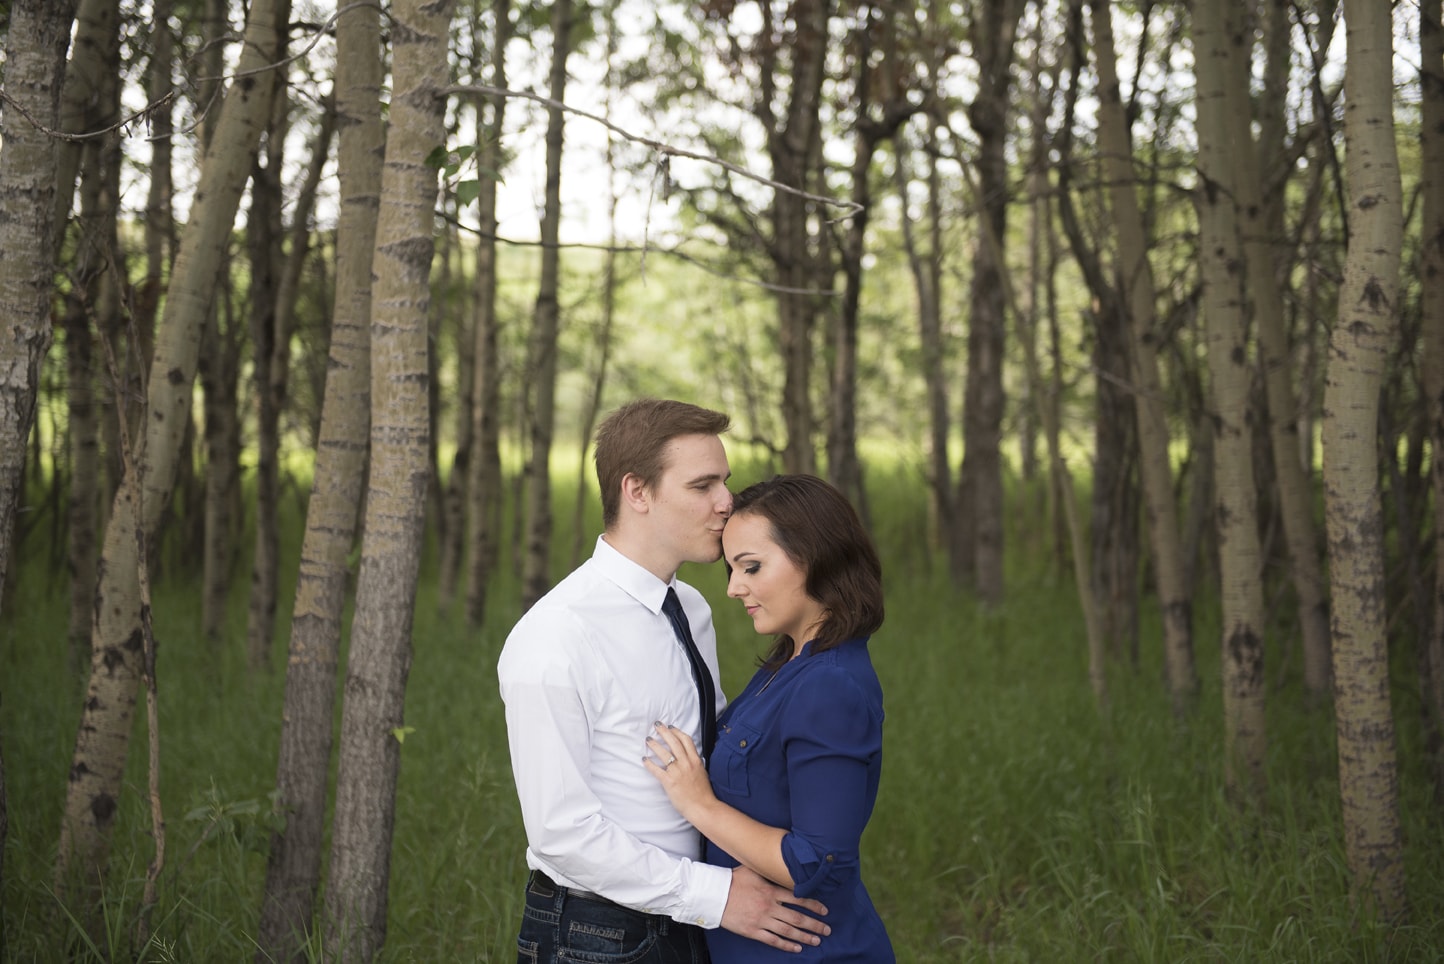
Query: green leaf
424 146 450 169
391 725 416 744
457 180 481 206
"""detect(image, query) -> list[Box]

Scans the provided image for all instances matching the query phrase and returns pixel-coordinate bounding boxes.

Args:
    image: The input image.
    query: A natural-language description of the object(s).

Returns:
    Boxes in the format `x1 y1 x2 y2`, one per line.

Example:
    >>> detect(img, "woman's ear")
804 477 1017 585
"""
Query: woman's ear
620 472 650 515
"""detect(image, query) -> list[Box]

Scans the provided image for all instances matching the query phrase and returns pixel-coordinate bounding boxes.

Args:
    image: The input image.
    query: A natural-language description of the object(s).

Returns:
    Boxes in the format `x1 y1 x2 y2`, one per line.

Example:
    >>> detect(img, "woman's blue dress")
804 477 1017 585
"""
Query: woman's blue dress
705 636 894 962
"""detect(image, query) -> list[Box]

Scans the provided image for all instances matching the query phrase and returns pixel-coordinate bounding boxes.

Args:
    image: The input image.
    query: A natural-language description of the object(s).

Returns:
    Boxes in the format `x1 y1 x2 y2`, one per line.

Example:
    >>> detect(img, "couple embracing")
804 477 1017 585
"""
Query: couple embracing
498 399 894 962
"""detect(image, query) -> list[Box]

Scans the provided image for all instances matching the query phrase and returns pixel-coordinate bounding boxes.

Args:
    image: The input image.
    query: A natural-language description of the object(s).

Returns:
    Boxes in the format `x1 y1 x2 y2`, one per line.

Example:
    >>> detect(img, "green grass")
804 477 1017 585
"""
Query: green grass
3 466 1444 961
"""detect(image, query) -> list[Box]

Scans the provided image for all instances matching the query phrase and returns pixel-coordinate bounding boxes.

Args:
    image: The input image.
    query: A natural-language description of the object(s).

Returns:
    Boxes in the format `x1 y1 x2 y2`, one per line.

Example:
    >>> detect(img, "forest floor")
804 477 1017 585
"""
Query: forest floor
4 473 1443 961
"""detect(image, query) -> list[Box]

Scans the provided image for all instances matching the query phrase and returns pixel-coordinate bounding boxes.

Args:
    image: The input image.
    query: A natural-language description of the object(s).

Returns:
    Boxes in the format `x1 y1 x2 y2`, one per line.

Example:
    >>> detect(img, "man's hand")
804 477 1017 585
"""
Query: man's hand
720 865 830 953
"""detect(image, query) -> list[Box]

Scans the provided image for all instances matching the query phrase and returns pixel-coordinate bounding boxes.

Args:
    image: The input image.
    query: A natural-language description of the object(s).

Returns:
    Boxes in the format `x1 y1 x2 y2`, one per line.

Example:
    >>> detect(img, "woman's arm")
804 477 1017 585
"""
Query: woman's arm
645 725 794 886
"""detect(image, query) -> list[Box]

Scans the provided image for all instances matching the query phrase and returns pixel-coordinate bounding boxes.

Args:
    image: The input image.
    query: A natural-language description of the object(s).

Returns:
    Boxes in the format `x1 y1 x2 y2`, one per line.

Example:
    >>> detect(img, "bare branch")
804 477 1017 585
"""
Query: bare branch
446 82 863 220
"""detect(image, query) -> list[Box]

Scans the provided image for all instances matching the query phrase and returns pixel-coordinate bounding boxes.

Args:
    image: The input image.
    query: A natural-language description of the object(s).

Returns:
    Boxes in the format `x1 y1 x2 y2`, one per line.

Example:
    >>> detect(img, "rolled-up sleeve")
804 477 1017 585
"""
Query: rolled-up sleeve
777 666 882 900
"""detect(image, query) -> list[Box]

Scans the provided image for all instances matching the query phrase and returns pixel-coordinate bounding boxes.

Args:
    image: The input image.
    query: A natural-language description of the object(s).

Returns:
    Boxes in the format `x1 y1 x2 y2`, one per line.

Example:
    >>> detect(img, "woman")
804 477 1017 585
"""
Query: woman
646 473 894 962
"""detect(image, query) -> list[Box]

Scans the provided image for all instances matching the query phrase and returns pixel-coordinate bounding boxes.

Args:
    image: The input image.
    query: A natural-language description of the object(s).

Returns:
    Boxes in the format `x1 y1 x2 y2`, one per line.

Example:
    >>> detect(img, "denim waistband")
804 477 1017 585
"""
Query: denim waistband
528 869 661 919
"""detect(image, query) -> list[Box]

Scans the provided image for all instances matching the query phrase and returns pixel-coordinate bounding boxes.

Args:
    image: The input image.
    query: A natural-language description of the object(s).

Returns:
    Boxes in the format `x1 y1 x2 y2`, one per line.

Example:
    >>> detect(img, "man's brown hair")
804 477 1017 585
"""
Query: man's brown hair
594 399 730 528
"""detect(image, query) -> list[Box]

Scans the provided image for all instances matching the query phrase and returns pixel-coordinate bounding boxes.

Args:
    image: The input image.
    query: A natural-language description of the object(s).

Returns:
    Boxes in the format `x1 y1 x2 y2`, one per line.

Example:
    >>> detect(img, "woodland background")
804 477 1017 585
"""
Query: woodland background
3 0 1444 960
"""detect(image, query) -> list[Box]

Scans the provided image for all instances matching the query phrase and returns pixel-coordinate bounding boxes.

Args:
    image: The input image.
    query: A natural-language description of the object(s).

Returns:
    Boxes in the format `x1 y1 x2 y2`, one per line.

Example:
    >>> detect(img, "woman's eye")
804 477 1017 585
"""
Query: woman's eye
744 565 760 575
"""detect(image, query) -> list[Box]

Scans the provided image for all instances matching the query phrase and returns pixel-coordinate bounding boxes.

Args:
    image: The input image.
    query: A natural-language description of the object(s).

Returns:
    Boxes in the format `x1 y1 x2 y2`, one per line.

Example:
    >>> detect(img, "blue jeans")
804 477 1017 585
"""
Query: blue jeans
516 870 710 964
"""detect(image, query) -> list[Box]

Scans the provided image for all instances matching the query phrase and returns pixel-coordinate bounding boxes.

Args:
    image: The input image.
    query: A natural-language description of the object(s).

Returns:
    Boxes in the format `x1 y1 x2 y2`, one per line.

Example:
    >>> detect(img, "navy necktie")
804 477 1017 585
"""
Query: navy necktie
662 587 717 759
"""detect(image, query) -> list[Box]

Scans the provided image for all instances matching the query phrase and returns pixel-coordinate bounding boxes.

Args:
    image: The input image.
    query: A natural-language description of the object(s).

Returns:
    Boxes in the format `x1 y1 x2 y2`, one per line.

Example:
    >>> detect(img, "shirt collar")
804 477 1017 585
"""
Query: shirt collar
592 534 675 614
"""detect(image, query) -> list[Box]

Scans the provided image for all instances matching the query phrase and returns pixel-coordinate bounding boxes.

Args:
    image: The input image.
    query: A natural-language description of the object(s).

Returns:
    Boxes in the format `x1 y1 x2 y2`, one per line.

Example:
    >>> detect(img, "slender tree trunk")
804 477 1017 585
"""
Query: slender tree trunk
424 213 454 575
1056 19 1140 665
200 291 243 642
1421 0 1444 805
50 0 114 255
1194 0 1268 802
464 0 511 628
63 291 99 674
1088 0 1197 714
520 0 575 610
828 10 912 523
246 62 290 670
247 94 334 670
57 0 121 664
55 0 289 908
1017 167 1108 702
0 0 76 617
1090 295 1141 665
1239 0 1333 699
895 118 953 559
1323 0 1406 921
62 123 122 674
0 0 74 912
570 0 622 569
439 224 472 606
322 0 451 955
766 0 829 477
136 0 174 345
256 11 382 961
957 0 1020 605
828 26 873 519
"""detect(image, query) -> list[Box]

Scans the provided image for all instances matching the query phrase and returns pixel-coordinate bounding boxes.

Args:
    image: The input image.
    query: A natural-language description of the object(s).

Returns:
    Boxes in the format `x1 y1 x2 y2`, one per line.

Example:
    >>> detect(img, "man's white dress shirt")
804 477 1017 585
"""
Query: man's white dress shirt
497 535 732 927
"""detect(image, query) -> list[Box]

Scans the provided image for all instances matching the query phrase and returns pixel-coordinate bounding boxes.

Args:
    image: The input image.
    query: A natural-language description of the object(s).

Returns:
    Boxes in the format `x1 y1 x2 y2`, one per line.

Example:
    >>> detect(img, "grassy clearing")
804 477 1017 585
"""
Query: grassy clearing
3 465 1443 961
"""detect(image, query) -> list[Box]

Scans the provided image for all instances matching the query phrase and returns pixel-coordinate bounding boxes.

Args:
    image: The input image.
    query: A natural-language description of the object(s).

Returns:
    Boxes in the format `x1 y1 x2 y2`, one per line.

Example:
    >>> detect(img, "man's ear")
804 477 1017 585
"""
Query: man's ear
620 472 650 515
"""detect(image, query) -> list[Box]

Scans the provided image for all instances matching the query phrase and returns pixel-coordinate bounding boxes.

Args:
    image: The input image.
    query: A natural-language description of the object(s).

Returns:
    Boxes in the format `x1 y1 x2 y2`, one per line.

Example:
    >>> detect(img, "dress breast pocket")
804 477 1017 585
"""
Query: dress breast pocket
710 721 762 798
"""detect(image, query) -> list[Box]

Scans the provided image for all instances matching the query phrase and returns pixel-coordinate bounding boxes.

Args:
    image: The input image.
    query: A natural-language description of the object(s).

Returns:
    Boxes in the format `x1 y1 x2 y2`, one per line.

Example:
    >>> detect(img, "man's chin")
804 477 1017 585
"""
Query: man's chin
689 545 724 565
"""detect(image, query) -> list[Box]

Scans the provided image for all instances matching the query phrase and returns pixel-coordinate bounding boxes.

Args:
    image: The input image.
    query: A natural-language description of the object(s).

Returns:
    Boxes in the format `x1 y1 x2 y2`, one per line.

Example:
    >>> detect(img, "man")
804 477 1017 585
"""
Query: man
498 399 829 961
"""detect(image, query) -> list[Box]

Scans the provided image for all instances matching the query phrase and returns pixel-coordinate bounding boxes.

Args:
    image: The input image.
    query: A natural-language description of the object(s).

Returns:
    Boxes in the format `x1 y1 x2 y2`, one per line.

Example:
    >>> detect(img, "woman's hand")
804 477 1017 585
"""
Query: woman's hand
643 723 716 821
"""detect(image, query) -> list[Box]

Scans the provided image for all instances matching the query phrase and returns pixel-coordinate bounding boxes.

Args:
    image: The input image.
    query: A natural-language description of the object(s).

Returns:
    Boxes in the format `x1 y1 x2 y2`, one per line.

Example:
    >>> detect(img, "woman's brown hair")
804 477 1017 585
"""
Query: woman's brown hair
729 474 884 668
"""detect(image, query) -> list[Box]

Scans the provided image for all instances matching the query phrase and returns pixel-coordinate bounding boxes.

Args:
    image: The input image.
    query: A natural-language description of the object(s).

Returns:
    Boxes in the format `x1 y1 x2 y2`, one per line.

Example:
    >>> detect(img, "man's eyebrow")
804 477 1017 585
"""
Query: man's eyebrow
686 472 729 485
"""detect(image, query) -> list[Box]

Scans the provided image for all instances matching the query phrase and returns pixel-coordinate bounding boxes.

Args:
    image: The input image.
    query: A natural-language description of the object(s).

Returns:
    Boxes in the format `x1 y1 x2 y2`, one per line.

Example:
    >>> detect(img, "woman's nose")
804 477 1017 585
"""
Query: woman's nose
727 575 743 598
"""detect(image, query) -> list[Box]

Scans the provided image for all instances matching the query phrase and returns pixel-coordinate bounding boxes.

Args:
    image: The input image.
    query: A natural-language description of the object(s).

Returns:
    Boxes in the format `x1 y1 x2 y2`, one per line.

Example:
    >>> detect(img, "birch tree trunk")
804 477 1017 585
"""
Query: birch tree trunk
569 0 621 570
1193 0 1268 802
49 0 115 254
464 0 512 628
56 0 120 667
62 129 122 674
55 0 288 906
1087 0 1196 713
249 94 334 670
0 0 75 911
1244 0 1333 699
894 117 953 559
765 0 829 477
828 7 913 524
520 0 575 611
0 0 76 617
136 0 174 344
256 8 383 959
1323 0 1406 921
439 216 471 605
1421 0 1444 803
322 0 452 954
957 0 1020 604
246 64 290 669
1056 44 1142 664
200 293 243 643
